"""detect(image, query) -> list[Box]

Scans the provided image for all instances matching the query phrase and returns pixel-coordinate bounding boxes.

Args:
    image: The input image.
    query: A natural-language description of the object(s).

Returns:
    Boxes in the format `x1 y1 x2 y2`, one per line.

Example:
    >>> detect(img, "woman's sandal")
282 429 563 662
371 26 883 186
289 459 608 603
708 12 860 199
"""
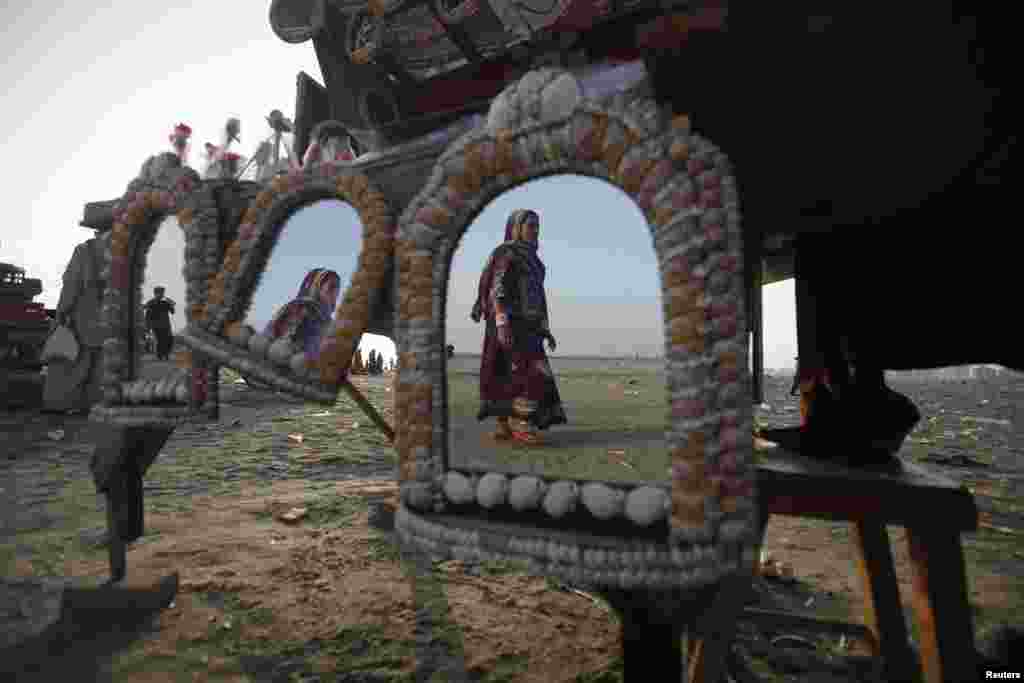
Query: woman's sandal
492 420 513 441
511 431 542 445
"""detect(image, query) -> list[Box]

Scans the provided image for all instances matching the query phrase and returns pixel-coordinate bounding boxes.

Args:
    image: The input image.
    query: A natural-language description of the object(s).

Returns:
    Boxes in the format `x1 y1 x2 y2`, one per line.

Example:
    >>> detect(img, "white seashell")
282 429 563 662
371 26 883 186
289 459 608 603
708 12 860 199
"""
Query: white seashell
508 476 547 512
231 323 253 347
153 377 170 401
486 88 516 131
443 472 476 505
248 333 270 356
581 483 626 521
289 352 308 377
476 473 509 509
540 72 582 123
268 338 294 366
625 487 670 527
543 481 579 518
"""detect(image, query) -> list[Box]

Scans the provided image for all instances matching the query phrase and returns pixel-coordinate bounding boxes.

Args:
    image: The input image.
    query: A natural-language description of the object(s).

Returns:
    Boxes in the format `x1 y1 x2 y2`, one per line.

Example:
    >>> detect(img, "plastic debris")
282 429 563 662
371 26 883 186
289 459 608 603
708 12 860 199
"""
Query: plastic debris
279 507 308 523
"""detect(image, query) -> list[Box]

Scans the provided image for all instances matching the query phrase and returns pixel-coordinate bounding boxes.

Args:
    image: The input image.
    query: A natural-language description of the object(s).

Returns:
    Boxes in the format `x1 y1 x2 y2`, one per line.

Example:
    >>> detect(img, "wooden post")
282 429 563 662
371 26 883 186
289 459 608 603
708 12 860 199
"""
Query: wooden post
751 261 764 405
793 235 824 378
342 379 395 442
620 612 683 682
206 362 220 421
851 519 917 680
906 527 977 683
745 222 764 405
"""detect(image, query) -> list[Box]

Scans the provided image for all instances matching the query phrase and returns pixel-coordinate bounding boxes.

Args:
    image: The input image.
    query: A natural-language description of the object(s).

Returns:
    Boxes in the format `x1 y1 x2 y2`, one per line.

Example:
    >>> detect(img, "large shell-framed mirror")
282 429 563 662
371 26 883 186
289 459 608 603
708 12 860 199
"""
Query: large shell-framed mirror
181 170 395 406
394 67 756 592
91 153 202 427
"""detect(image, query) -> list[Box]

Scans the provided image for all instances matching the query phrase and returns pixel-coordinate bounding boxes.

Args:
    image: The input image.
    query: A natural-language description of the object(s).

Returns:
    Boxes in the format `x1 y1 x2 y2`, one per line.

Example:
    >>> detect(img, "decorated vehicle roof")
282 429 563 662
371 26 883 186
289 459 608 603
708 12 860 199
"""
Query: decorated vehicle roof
271 0 700 153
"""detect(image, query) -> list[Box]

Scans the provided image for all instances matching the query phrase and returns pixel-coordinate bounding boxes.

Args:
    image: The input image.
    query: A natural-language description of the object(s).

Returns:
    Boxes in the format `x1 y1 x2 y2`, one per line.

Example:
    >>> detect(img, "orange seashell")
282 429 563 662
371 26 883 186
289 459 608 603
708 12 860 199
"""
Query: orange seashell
417 204 451 228
603 142 628 176
255 191 273 210
671 114 691 133
351 46 373 65
619 158 656 195
348 174 370 202
670 140 690 164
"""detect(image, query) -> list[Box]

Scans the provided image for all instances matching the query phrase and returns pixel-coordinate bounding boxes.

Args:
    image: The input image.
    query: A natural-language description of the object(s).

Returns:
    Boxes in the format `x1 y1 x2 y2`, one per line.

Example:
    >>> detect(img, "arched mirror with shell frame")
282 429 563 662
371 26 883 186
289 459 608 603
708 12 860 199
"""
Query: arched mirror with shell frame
394 67 757 593
91 154 204 428
180 168 396 417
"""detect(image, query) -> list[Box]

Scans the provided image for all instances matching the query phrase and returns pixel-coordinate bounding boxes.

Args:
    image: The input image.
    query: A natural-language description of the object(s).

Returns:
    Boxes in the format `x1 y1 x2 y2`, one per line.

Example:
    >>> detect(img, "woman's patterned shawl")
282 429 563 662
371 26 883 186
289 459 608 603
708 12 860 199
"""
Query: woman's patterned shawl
471 209 548 327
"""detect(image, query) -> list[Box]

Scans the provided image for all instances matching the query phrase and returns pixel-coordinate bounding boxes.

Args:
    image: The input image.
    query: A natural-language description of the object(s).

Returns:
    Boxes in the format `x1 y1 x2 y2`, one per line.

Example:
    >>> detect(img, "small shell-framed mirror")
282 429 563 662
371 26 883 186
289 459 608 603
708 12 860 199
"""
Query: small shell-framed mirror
394 66 757 593
181 167 395 406
91 154 202 427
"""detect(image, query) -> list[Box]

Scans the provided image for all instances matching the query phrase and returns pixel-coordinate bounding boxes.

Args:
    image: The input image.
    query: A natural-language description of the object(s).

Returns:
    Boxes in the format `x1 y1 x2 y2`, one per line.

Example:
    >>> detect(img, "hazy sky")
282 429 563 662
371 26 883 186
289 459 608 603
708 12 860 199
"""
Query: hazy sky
2 2 798 369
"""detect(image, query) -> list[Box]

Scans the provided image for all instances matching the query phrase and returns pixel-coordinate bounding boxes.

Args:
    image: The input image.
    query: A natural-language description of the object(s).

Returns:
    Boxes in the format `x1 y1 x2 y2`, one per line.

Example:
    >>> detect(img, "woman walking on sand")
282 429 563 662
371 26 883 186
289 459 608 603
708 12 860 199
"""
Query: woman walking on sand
471 209 566 444
264 268 341 362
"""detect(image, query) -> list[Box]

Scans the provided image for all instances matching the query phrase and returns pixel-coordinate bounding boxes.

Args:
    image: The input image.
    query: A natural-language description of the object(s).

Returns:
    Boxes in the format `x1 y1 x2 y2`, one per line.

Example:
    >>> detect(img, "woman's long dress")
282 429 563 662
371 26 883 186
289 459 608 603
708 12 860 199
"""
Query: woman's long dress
474 243 567 432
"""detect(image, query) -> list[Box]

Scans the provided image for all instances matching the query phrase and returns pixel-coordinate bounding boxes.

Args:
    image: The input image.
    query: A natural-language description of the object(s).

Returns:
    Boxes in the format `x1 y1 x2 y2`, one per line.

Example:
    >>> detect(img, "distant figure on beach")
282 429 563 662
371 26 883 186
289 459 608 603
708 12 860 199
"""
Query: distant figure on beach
263 268 341 362
143 287 176 361
43 233 110 414
471 209 566 444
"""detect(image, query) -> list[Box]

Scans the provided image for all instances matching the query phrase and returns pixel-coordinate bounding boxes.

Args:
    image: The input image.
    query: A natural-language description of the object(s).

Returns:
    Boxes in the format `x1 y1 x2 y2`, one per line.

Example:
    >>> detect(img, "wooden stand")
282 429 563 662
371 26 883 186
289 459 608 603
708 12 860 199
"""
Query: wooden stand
596 573 752 682
91 425 174 584
730 445 980 682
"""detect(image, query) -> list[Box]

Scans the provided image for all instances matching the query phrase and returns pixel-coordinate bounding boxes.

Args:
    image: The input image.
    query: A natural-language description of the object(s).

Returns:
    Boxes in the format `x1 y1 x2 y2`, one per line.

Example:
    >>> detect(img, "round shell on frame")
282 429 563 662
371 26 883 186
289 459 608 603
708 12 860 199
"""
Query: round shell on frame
248 333 271 357
476 472 509 509
443 471 476 505
542 480 579 519
624 486 670 527
580 482 626 521
508 475 548 512
289 352 309 377
268 338 294 366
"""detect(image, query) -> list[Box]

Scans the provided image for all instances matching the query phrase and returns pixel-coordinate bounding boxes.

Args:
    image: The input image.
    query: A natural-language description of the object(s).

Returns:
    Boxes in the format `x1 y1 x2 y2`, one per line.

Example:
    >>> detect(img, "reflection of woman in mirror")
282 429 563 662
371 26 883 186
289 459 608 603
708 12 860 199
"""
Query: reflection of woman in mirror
471 209 567 444
264 268 341 361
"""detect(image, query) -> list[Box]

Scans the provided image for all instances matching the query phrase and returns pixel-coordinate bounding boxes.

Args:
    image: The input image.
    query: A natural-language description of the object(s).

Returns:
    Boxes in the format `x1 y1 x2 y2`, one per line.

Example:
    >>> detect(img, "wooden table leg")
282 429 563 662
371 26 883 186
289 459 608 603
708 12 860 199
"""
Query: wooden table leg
600 590 684 682
906 527 977 683
851 518 917 680
688 572 753 683
621 614 683 682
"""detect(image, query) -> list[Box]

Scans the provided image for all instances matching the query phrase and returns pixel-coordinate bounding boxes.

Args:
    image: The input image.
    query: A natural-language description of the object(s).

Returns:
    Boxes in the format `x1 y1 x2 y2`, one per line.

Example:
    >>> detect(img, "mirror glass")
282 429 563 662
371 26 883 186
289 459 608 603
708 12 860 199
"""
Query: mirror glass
138 216 188 381
242 199 362 384
446 175 666 485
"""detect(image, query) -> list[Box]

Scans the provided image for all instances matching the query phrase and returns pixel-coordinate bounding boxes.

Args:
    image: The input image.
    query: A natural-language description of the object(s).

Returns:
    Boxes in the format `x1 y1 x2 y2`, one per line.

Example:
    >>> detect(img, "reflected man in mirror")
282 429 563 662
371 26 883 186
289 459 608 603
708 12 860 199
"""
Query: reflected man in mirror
143 287 175 361
264 268 341 363
471 209 567 445
43 232 110 414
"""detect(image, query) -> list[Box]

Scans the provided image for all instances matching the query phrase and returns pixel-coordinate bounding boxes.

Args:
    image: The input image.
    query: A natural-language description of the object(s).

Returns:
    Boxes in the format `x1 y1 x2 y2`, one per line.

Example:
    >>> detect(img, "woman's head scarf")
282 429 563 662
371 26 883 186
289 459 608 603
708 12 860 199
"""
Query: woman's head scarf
504 209 540 245
265 268 341 346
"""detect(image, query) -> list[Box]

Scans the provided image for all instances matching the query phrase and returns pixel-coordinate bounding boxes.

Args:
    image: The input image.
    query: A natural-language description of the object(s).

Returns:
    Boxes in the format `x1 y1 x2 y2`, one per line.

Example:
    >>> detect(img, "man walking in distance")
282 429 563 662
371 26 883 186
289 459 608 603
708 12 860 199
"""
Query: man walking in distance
143 287 175 361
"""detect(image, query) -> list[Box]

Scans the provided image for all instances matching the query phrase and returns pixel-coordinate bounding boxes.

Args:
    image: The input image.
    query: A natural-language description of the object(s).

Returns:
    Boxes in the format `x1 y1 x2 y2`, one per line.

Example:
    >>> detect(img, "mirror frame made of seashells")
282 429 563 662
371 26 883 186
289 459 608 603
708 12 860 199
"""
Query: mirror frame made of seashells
180 168 395 404
395 68 757 549
91 153 203 427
